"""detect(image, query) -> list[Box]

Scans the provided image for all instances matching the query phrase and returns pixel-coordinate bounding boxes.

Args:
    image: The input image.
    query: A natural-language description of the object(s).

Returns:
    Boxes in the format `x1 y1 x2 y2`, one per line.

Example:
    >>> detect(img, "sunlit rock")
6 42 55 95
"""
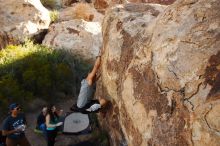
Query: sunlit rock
93 0 175 12
59 3 104 22
98 0 220 145
0 0 51 48
43 20 102 61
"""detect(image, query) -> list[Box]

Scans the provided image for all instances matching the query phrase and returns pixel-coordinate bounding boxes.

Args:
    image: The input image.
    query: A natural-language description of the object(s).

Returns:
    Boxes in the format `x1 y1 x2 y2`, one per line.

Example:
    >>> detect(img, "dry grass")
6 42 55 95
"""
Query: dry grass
50 10 59 23
74 3 94 21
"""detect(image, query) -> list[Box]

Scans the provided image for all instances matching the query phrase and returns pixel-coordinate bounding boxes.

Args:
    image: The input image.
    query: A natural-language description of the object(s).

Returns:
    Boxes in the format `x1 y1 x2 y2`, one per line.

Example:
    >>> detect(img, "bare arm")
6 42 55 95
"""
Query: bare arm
2 129 18 136
45 115 56 128
86 56 101 85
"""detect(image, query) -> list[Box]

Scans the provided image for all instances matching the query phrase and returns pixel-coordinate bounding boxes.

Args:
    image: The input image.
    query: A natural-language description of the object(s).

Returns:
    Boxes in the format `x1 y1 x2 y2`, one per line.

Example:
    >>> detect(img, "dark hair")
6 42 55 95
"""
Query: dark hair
47 104 58 123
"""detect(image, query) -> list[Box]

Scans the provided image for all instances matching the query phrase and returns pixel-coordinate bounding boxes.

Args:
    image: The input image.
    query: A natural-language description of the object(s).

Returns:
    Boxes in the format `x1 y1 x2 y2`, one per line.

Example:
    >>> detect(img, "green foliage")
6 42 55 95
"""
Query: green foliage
0 40 90 114
50 10 59 23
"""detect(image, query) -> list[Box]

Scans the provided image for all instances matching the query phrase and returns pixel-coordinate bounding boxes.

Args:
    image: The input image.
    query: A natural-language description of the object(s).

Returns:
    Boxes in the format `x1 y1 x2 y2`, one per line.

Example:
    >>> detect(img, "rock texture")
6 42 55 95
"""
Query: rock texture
93 0 175 12
43 20 102 60
60 0 91 7
0 0 50 49
141 0 175 4
0 32 19 50
61 0 76 7
59 3 104 22
97 0 220 146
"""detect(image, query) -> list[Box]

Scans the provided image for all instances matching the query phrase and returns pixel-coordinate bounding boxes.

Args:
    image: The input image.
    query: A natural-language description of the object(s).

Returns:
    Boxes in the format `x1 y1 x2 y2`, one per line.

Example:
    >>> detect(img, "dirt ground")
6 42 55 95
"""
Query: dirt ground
0 97 108 146
24 98 103 146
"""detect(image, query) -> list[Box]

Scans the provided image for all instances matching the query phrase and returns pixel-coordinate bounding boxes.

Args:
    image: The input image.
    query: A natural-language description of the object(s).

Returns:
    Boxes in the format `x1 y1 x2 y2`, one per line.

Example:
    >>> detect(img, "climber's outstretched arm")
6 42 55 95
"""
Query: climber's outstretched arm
86 56 101 85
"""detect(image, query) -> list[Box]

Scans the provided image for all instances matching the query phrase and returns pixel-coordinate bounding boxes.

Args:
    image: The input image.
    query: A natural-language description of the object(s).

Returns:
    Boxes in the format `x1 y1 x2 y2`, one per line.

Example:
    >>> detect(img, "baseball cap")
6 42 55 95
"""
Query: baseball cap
9 103 19 110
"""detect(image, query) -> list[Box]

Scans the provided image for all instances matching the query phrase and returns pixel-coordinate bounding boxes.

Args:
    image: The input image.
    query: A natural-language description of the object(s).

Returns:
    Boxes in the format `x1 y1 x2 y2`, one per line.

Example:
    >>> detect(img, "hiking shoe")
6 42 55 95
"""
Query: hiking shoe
86 104 101 112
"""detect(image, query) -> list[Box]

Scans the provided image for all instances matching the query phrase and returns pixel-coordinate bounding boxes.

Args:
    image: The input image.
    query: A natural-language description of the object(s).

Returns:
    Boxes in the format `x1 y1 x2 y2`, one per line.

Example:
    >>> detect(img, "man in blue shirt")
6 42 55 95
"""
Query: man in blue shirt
2 103 31 146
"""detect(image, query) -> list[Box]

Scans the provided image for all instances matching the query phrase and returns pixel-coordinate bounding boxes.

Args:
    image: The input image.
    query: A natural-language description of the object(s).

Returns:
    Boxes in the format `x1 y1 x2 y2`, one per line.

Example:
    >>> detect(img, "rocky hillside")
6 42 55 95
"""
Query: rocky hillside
97 0 220 146
0 0 103 60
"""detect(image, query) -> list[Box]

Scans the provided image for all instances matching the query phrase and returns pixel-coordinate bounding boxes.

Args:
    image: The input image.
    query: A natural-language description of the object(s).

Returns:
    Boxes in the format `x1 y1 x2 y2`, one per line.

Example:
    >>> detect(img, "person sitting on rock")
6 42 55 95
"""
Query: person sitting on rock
70 48 108 113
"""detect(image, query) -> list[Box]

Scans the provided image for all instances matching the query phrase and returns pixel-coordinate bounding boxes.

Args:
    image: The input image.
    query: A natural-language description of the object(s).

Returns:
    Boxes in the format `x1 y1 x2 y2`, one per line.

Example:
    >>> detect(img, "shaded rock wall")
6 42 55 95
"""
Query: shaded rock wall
97 0 220 146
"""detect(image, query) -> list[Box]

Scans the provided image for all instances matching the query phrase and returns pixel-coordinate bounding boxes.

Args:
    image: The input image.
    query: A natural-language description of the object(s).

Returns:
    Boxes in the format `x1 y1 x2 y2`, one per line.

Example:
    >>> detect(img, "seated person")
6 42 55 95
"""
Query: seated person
36 107 47 136
45 105 63 146
70 48 108 113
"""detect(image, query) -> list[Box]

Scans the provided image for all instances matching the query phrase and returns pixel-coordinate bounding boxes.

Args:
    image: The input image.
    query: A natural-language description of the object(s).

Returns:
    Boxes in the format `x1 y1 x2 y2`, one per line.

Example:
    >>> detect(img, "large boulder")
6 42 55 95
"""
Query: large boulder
59 3 104 22
42 20 102 61
98 0 220 146
141 0 175 4
0 0 50 49
97 3 167 146
60 0 76 7
0 32 19 50
93 0 175 12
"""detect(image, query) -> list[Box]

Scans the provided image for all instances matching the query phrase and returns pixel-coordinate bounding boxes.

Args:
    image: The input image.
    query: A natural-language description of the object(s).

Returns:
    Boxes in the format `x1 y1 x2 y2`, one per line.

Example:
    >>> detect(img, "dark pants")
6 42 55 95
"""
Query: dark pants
72 100 100 114
39 124 47 139
46 130 57 146
6 136 31 146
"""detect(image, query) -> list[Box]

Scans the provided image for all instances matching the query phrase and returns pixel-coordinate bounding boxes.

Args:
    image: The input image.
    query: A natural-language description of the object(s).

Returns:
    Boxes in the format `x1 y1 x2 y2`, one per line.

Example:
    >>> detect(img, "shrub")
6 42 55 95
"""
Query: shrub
50 10 59 23
0 40 91 114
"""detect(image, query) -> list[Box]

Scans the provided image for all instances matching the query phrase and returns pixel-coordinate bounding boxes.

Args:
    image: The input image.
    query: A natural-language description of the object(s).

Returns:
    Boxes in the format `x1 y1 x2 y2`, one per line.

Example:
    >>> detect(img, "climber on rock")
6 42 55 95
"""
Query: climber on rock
70 47 108 114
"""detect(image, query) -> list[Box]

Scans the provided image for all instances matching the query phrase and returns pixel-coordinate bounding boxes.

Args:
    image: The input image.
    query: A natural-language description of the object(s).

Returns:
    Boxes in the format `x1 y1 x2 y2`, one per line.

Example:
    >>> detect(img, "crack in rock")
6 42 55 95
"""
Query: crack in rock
204 104 220 134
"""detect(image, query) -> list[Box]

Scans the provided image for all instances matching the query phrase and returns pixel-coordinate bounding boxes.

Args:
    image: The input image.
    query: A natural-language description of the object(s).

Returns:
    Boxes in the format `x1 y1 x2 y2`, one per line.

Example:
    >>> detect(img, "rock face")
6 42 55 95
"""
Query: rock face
93 0 175 12
59 3 104 22
0 0 50 49
61 0 76 7
43 20 102 60
140 0 175 4
0 32 19 50
98 0 220 146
